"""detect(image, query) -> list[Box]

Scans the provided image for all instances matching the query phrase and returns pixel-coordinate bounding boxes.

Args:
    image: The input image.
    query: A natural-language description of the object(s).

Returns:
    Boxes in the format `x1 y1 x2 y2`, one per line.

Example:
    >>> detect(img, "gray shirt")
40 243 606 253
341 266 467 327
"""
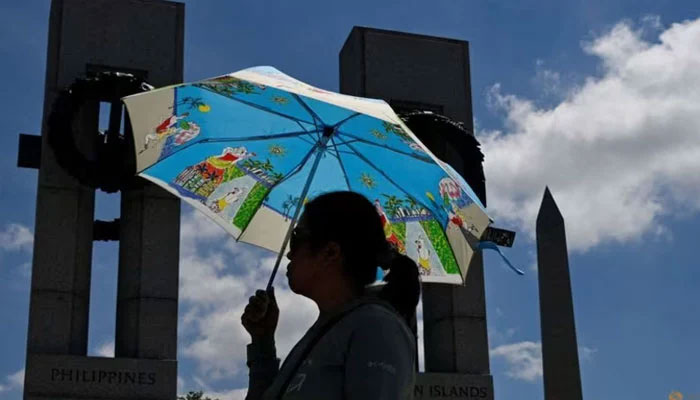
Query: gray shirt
246 299 416 400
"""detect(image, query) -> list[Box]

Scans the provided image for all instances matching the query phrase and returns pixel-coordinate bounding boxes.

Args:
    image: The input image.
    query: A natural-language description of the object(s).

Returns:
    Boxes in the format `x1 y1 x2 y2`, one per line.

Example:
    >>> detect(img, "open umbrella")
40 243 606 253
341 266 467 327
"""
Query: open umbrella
123 66 518 288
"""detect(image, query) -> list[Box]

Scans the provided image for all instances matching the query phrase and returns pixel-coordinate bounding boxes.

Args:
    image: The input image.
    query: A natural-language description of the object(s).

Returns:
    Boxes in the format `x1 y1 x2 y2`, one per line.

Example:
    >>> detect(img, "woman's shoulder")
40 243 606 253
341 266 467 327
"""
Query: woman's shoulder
339 300 415 341
349 301 403 321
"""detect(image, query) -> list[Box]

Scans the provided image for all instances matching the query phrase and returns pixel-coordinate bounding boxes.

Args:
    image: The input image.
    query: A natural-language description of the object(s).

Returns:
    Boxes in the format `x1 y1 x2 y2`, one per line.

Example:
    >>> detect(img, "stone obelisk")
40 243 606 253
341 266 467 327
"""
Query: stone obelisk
536 187 584 400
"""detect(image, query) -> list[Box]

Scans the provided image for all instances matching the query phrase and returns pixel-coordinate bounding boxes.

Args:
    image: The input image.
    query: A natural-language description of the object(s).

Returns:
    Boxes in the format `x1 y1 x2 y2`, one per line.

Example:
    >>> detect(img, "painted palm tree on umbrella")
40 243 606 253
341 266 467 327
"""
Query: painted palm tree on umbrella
281 195 300 221
122 65 522 287
382 194 404 219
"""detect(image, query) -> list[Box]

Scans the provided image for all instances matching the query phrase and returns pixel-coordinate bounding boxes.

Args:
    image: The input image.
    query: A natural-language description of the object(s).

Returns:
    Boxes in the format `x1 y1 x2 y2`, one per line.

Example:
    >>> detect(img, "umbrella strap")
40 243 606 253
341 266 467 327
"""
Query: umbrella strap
478 241 524 275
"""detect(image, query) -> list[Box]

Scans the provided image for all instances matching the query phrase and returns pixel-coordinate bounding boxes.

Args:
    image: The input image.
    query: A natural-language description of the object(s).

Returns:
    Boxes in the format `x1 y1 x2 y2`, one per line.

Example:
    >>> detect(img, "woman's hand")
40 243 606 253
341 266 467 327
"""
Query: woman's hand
241 288 279 341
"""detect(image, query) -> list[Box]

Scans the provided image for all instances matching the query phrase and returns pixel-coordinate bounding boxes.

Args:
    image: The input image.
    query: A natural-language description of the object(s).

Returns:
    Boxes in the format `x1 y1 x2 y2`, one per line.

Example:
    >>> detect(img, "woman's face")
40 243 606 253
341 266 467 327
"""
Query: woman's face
286 215 324 296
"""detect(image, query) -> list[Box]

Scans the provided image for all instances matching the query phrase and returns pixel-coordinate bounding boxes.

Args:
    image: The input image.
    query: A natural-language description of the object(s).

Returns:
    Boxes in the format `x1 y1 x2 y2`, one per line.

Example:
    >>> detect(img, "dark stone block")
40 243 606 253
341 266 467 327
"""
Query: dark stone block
17 134 42 169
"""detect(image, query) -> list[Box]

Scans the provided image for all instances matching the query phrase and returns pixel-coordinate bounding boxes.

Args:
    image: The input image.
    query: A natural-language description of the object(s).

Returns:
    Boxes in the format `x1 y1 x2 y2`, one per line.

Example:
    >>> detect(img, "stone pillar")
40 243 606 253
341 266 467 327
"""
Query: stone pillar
116 184 181 360
340 27 493 399
536 188 584 400
23 1 184 399
421 254 489 374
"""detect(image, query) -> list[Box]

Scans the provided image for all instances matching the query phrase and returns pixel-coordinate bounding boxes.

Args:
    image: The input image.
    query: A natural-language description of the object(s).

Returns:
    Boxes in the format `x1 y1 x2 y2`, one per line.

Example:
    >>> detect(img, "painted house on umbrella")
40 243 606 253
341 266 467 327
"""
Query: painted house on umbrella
173 146 255 201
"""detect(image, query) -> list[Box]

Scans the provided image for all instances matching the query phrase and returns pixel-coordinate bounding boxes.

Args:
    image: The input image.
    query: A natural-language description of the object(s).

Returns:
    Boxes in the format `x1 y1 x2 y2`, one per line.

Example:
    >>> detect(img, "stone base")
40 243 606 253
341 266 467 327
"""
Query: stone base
24 354 176 400
414 373 493 399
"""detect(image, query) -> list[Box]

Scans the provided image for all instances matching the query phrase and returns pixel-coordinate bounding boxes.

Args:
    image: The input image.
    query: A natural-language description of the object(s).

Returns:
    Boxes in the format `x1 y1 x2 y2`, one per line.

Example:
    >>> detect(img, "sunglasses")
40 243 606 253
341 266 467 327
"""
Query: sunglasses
289 226 313 251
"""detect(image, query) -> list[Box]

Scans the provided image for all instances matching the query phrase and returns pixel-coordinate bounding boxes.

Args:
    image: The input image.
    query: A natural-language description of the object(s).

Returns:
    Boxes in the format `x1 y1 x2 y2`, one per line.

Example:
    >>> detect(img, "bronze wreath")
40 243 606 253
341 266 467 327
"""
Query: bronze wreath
47 71 151 193
399 110 486 205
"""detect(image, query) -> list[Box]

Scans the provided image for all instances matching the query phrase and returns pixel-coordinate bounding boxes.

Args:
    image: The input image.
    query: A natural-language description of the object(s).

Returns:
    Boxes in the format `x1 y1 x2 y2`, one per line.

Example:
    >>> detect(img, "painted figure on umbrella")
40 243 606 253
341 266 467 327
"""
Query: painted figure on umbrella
209 187 246 213
439 177 473 227
217 146 256 165
141 112 201 159
374 199 406 254
415 236 432 276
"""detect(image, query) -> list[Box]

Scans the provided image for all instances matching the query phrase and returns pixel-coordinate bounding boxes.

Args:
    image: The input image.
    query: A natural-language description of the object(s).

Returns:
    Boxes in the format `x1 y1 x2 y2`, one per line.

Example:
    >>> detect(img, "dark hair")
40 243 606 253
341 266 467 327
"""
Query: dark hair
302 191 421 325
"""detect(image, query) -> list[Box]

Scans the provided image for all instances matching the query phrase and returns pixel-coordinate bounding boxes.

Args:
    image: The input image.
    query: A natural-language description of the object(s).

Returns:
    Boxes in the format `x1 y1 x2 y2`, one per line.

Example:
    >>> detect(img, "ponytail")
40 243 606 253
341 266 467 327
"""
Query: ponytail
378 247 421 328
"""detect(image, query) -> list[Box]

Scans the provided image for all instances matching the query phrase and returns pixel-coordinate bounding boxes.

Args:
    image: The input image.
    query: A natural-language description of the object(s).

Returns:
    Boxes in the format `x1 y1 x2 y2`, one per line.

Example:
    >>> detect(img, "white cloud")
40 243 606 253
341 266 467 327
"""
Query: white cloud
178 211 317 382
0 368 25 393
95 340 115 358
19 261 31 275
0 223 33 252
204 387 248 400
178 374 247 400
640 15 663 32
491 341 596 382
489 325 515 345
580 345 598 361
479 16 700 252
491 341 543 382
178 375 186 394
7 369 24 388
533 59 562 97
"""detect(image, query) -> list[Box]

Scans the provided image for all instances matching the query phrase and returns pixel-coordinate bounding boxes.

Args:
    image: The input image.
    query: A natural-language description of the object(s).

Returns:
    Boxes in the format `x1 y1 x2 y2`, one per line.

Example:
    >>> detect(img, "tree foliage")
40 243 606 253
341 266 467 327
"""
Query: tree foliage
177 391 220 400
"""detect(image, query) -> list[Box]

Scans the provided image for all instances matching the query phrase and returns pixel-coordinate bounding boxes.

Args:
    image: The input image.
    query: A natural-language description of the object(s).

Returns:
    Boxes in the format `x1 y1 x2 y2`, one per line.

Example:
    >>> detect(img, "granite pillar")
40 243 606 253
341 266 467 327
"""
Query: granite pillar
115 184 180 360
340 27 493 399
24 1 184 399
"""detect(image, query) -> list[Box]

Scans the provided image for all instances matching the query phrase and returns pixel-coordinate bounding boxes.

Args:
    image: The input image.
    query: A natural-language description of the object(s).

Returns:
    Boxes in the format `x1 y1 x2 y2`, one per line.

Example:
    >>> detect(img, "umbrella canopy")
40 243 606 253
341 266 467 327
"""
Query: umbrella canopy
123 66 499 286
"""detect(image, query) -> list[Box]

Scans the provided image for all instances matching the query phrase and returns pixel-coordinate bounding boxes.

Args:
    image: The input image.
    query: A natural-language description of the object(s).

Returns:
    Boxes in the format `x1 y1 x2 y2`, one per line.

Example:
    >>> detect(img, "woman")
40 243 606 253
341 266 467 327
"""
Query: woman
241 191 421 400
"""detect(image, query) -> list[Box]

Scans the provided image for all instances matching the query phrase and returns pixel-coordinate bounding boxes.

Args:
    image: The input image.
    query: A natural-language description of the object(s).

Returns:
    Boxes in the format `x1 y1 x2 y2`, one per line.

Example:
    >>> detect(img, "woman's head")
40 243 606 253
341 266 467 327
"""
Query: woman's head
286 191 420 322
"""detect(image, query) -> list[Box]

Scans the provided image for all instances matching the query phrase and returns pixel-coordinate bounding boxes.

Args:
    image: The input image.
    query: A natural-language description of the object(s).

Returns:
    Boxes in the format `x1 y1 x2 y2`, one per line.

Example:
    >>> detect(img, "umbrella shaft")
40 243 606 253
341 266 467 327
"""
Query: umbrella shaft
266 138 329 290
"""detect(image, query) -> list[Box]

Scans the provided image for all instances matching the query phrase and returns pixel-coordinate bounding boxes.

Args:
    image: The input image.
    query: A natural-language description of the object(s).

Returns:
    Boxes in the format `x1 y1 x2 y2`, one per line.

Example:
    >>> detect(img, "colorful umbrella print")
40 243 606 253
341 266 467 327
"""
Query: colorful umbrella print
122 66 519 288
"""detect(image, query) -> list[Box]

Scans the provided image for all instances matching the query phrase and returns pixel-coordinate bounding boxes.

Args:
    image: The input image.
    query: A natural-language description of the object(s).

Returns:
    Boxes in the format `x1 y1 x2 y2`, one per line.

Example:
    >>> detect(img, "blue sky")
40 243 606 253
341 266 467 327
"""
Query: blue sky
2 1 700 399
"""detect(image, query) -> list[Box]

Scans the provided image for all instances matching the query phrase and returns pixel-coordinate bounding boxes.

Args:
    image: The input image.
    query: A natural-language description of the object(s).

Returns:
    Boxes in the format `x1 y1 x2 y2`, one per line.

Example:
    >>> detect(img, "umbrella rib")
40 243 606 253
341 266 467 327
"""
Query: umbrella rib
297 135 317 146
332 112 362 128
295 121 309 132
329 137 353 191
197 129 320 144
331 138 360 146
336 131 434 164
262 142 320 195
290 93 325 126
296 121 320 138
342 142 442 223
197 85 315 125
